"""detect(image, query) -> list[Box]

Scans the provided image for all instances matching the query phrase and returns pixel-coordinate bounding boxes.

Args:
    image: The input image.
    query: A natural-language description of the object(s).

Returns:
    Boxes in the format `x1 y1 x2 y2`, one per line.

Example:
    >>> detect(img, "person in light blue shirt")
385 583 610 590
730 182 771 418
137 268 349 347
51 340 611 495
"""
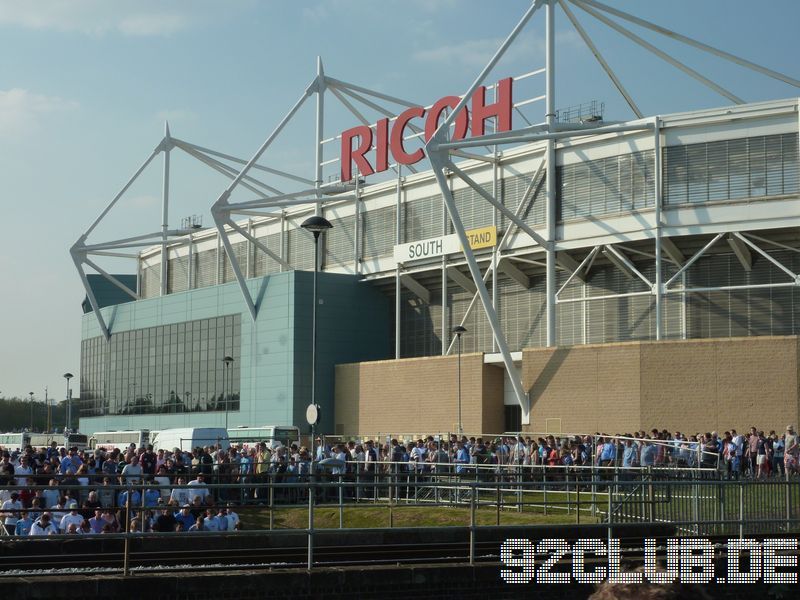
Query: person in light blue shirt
640 440 657 467
600 438 617 465
14 511 33 536
143 485 161 508
454 442 471 475
117 488 141 509
622 440 638 468
174 505 195 531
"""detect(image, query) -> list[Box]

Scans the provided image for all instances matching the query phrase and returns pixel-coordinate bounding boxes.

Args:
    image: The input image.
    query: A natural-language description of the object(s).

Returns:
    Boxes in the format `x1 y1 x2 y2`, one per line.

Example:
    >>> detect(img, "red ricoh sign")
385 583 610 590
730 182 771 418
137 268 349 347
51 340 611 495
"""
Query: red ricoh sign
340 77 513 182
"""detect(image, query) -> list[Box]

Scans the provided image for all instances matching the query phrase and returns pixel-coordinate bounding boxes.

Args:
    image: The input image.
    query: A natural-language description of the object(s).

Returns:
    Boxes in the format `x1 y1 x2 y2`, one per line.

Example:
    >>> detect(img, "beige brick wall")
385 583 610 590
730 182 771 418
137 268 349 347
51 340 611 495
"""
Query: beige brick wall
522 343 642 434
336 336 799 437
333 363 361 435
334 353 499 437
639 337 799 434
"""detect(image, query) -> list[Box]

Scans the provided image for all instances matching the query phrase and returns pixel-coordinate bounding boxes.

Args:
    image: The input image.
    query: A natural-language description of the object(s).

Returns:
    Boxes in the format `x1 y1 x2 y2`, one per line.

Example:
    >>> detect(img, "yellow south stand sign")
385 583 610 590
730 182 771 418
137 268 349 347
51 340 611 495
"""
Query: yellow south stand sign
463 225 496 251
393 225 497 264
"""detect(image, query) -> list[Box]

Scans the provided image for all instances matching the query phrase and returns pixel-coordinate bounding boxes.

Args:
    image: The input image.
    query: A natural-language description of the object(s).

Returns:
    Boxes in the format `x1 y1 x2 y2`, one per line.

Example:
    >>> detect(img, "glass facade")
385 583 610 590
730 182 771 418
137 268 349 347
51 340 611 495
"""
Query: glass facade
80 314 240 417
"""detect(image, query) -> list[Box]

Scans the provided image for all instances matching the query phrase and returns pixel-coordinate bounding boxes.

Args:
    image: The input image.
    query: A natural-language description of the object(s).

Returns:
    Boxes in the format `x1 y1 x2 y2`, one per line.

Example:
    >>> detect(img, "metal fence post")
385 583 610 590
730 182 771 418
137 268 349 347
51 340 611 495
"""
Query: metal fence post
308 478 315 569
607 479 613 549
268 473 274 531
739 482 745 540
339 474 344 529
543 468 548 516
496 480 501 526
566 472 571 516
123 482 131 576
469 482 476 565
786 479 791 532
389 488 394 529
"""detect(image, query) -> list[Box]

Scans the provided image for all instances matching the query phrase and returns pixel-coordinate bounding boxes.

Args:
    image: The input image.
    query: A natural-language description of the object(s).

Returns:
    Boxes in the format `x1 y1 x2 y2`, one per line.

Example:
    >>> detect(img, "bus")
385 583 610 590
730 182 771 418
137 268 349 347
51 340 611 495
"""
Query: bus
89 430 150 451
226 426 300 449
0 432 31 451
27 432 89 451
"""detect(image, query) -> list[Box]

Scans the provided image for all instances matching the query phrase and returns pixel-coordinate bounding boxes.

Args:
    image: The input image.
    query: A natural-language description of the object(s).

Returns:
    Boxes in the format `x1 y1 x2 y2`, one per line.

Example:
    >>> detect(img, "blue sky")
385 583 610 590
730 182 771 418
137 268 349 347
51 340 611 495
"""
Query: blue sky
0 0 798 408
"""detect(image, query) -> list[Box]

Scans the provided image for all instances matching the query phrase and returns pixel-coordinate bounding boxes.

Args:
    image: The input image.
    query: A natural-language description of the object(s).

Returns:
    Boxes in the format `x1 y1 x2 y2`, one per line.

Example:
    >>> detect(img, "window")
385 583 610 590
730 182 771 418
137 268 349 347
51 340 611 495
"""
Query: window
79 314 241 417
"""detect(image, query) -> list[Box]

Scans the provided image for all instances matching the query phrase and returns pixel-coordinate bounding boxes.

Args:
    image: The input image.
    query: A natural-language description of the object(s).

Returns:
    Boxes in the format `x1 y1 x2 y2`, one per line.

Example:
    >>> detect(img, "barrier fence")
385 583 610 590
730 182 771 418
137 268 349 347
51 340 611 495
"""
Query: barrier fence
2 470 800 574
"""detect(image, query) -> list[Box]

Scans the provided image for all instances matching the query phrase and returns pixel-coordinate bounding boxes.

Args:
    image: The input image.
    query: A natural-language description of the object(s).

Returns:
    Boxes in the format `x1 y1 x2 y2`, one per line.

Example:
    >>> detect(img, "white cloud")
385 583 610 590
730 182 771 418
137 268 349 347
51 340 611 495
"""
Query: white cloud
412 30 581 70
302 4 329 22
0 88 78 137
0 0 247 36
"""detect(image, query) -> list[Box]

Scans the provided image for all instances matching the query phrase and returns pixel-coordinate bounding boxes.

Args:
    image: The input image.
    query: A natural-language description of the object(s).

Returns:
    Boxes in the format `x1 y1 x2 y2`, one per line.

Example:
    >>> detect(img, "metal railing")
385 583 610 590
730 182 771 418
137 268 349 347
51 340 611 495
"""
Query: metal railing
2 473 800 575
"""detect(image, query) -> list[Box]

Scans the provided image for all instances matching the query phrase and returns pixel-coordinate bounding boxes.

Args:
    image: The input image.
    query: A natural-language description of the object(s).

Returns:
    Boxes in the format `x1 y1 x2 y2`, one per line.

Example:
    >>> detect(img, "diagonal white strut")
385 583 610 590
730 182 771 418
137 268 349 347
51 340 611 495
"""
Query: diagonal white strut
430 149 530 424
577 0 800 89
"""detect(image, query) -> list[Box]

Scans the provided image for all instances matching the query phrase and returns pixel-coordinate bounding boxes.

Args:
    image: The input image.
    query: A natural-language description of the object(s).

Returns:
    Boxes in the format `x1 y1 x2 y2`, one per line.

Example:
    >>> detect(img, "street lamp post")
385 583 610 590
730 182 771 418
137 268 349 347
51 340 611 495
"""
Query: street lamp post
222 356 234 430
452 325 467 436
301 215 333 444
63 373 73 433
28 392 34 431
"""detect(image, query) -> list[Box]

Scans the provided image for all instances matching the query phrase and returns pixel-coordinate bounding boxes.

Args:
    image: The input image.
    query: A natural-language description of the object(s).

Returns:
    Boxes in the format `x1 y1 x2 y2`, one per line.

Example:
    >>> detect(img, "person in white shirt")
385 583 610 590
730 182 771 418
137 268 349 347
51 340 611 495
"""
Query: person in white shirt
14 457 33 487
169 476 191 506
30 512 57 536
410 440 426 470
59 502 84 533
1 492 22 535
187 473 210 505
154 466 172 501
120 456 143 485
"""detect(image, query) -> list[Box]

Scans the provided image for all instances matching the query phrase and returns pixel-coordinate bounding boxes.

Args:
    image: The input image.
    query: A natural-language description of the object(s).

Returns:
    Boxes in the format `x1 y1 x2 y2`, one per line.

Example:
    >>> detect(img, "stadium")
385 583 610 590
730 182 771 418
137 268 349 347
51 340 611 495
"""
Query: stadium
73 1 800 438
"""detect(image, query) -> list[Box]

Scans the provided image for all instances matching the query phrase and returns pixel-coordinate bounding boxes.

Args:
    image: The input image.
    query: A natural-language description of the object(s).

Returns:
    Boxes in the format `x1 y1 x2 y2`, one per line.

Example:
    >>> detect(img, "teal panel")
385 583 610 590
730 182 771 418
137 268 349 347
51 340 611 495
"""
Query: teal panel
80 270 391 436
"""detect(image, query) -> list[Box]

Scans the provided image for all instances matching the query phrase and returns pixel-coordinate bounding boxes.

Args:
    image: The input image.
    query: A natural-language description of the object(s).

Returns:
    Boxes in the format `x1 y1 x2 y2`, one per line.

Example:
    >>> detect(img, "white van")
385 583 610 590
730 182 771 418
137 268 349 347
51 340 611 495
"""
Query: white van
150 428 230 452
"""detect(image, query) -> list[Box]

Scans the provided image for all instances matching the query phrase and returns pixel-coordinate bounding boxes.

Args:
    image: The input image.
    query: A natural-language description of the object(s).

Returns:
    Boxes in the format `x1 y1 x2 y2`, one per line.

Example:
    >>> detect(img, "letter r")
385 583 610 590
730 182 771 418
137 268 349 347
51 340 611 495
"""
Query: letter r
341 125 375 182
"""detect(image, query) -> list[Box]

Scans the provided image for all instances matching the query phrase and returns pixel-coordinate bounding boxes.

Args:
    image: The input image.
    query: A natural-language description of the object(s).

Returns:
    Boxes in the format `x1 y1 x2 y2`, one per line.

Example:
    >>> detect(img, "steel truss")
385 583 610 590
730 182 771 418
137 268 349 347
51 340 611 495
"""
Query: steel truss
424 0 800 424
75 0 800 428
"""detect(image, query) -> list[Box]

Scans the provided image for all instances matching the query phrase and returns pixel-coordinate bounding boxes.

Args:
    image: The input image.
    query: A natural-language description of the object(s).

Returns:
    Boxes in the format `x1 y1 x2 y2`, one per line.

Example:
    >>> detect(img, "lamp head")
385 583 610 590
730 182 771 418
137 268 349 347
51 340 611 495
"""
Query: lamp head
300 215 333 239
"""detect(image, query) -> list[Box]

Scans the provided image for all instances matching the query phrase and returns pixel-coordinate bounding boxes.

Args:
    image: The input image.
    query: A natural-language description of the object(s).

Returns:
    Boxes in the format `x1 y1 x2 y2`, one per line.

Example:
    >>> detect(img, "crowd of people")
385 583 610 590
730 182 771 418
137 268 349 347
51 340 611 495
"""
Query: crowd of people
0 442 243 537
1 424 797 536
314 425 799 479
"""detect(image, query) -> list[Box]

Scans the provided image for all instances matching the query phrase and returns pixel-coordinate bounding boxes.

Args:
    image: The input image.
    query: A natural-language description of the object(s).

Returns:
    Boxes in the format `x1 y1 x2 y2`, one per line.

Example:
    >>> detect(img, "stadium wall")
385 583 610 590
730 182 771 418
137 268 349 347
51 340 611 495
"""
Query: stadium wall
334 353 505 436
336 336 799 436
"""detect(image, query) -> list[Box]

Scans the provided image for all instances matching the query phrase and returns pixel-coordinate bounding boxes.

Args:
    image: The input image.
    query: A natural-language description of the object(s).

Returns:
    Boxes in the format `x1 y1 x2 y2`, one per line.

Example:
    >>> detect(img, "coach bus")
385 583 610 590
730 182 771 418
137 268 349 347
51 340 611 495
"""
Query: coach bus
26 432 89 450
226 426 300 449
0 432 31 451
89 430 150 451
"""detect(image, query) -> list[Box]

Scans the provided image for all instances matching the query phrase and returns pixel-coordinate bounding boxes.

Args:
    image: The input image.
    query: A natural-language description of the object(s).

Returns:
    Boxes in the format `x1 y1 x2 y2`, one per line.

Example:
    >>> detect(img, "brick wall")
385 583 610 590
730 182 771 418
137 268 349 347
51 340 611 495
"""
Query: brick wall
639 336 799 434
335 353 502 436
522 336 799 435
337 336 799 436
522 343 642 434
